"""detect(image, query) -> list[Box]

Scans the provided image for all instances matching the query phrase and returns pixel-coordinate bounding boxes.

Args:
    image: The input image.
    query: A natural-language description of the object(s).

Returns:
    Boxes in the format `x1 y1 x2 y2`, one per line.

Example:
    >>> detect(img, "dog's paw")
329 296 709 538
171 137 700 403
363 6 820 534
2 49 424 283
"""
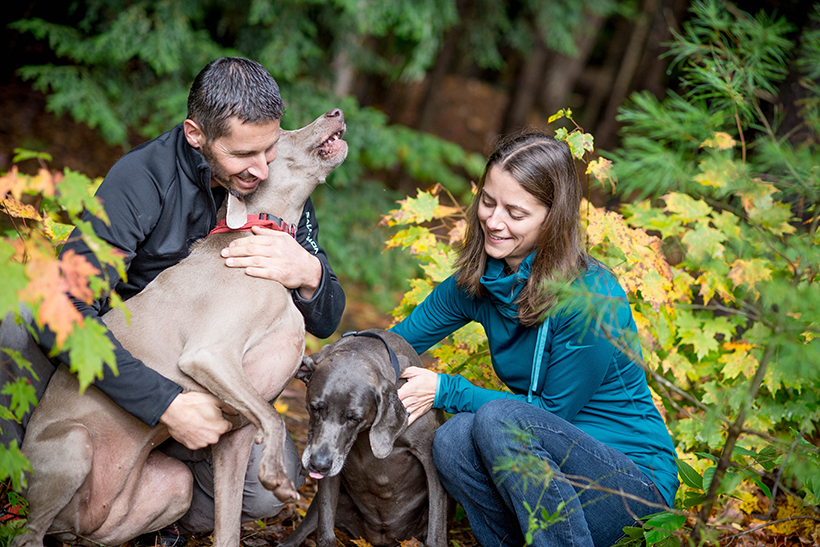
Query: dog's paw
263 476 300 503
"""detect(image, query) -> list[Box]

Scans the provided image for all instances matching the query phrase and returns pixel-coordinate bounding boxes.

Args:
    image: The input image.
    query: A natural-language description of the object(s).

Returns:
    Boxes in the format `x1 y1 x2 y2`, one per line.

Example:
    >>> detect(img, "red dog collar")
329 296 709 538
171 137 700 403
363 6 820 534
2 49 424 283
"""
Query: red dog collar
208 213 296 238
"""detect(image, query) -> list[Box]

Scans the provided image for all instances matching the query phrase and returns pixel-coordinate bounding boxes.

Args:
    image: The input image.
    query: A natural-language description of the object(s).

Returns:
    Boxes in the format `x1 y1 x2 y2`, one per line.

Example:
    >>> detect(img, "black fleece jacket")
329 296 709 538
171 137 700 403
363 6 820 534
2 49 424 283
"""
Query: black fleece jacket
36 124 345 427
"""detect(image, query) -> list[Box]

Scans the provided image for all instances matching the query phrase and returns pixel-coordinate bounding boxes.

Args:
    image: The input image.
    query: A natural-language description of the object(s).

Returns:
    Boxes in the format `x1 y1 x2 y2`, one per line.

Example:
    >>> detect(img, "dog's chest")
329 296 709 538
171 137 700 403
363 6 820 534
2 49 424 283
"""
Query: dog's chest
343 441 427 503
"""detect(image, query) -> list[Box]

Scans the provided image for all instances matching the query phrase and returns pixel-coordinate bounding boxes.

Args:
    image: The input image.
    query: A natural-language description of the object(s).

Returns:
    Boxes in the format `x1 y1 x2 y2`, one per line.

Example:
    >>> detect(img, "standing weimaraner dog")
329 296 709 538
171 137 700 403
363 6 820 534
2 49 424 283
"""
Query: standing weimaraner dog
12 109 347 547
281 329 451 547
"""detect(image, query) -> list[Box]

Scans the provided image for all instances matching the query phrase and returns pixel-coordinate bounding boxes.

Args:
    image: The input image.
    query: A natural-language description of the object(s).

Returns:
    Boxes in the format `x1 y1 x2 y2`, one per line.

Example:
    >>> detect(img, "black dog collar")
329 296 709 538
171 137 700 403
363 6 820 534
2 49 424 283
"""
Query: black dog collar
341 331 402 381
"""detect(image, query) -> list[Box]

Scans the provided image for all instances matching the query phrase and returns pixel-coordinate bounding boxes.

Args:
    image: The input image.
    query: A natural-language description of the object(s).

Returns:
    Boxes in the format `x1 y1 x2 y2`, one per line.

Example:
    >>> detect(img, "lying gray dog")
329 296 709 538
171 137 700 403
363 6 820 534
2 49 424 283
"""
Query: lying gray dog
281 329 450 547
13 109 347 547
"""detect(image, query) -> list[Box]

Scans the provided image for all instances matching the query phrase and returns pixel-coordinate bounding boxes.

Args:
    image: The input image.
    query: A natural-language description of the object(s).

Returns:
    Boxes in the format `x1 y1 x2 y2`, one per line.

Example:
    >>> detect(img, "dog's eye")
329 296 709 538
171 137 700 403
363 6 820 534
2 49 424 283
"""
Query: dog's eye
346 414 361 424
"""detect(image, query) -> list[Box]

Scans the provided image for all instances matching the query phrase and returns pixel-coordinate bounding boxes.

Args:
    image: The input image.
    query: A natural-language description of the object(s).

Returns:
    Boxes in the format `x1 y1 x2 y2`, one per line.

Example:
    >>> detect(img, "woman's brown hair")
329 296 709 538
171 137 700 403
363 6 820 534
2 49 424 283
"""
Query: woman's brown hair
455 132 589 326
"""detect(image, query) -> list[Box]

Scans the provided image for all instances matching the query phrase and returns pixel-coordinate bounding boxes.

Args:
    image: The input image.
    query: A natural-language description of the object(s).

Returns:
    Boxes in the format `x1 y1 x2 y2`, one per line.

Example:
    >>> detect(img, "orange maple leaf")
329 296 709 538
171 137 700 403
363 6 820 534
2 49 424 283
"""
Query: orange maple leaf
0 166 29 200
20 253 83 347
60 249 100 304
28 168 57 197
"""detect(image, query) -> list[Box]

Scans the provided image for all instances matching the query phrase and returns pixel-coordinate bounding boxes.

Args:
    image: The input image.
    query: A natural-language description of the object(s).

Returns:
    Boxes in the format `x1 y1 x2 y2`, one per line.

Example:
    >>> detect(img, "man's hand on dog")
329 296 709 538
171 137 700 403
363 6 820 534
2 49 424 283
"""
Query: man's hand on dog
160 392 237 450
221 225 322 299
398 366 437 425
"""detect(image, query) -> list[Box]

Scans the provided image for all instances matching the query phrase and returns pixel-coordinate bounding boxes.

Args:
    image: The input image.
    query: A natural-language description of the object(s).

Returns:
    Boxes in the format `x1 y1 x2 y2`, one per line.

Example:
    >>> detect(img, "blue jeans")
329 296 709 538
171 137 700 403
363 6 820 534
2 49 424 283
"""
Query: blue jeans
433 400 665 547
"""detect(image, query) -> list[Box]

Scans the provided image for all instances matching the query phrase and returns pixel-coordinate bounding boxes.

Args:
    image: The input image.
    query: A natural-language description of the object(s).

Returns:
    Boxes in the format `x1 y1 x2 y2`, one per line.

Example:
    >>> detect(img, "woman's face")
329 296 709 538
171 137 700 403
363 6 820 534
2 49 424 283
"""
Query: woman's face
477 165 549 271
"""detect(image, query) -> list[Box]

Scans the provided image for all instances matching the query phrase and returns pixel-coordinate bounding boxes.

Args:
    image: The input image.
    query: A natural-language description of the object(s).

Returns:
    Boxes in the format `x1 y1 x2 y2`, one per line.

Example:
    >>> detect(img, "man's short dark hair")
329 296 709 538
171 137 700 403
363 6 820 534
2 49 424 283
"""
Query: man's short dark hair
187 57 285 141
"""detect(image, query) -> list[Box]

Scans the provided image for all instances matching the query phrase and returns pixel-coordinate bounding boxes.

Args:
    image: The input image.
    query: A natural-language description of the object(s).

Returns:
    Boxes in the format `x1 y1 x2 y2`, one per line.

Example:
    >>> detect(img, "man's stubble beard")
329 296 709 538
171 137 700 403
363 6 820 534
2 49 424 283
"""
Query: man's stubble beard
200 141 257 199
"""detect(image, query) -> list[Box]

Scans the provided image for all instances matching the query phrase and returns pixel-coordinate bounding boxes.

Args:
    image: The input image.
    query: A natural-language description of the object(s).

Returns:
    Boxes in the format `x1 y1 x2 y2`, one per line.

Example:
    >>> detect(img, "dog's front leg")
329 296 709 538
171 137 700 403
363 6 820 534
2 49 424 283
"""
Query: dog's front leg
211 425 256 547
315 474 342 547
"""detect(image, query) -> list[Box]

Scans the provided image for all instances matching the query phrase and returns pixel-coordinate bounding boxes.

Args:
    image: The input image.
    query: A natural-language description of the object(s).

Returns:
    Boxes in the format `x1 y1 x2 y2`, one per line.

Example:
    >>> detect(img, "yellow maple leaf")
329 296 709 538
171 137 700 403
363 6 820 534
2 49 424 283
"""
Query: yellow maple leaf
351 538 374 547
1 197 42 220
273 401 289 414
719 345 758 380
585 157 617 192
448 219 466 245
699 131 736 150
727 258 772 299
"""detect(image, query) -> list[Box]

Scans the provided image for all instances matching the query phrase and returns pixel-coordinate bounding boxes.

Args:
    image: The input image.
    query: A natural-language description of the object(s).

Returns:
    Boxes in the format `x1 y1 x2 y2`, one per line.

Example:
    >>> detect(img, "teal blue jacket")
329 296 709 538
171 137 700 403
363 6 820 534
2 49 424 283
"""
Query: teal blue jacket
391 254 679 506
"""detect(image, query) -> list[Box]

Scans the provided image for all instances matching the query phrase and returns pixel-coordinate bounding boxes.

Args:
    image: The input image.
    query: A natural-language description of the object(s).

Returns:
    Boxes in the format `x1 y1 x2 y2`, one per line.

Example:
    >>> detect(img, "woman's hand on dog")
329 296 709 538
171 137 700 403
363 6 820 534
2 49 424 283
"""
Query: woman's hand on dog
398 366 438 425
221 225 322 299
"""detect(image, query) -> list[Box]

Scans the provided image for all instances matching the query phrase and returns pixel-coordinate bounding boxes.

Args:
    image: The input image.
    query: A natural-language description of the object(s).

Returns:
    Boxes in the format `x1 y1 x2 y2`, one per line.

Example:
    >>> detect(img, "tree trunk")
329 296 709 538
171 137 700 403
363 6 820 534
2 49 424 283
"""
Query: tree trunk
500 39 549 135
415 26 461 133
596 0 661 150
539 15 605 121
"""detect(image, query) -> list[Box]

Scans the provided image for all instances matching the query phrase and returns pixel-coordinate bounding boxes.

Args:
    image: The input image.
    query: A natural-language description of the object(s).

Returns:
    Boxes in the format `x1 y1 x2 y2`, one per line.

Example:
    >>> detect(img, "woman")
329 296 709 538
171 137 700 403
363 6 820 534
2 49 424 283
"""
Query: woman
393 132 678 547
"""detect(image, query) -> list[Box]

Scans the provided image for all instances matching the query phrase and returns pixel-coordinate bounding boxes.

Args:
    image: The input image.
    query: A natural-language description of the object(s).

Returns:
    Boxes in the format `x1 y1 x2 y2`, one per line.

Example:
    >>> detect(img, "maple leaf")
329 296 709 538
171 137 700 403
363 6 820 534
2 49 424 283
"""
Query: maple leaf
681 224 726 261
60 249 100 304
1 197 42 220
663 192 713 223
548 108 572 123
42 216 75 244
0 440 32 491
0 241 29 319
398 538 423 547
662 348 697 384
448 219 466 244
696 269 735 304
565 131 594 159
694 157 742 189
20 249 83 347
1 376 38 421
699 131 736 150
727 258 773 298
719 344 758 380
28 168 56 197
0 166 28 200
350 537 373 547
585 157 617 192
420 247 457 283
55 169 109 222
65 317 117 391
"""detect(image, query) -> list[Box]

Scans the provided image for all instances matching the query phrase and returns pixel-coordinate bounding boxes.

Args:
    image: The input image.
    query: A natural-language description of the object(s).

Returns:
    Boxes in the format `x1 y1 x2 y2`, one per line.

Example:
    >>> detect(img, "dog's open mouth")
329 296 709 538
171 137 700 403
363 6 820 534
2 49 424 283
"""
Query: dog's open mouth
317 127 346 159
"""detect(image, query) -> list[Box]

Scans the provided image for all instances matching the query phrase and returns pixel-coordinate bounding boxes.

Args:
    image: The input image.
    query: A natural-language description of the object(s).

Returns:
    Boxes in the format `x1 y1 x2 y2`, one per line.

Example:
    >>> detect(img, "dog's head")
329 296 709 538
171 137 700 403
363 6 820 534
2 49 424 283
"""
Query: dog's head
226 108 348 228
298 342 408 479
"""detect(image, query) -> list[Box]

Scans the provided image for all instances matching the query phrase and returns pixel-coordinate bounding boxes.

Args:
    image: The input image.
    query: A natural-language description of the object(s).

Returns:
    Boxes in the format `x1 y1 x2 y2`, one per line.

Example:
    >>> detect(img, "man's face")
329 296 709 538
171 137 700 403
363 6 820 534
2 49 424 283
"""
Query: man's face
187 116 280 197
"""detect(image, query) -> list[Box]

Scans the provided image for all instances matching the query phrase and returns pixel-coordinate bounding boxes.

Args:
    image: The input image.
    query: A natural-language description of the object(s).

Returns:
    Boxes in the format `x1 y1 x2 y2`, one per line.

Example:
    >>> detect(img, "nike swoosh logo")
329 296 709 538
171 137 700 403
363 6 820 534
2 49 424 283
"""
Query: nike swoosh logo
566 342 593 350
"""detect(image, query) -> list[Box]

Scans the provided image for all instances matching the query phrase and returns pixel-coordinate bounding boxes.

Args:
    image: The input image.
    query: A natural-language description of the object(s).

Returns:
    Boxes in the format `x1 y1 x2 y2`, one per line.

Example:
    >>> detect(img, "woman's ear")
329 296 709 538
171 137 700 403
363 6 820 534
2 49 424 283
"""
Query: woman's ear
183 119 205 149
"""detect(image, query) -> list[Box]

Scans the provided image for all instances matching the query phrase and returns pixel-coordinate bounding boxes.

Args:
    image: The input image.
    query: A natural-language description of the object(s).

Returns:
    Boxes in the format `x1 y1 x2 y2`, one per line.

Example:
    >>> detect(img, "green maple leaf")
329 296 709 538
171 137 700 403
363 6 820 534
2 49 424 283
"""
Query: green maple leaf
664 192 713 223
0 241 29 319
682 224 726 261
0 376 38 422
0 440 32 491
55 169 108 222
65 317 117 391
565 131 594 159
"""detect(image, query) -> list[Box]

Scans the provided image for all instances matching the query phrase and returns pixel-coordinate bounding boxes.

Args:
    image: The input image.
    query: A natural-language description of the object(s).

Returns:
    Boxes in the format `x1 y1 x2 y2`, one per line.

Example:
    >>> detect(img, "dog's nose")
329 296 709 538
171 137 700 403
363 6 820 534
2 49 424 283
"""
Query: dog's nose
325 108 344 122
310 449 333 475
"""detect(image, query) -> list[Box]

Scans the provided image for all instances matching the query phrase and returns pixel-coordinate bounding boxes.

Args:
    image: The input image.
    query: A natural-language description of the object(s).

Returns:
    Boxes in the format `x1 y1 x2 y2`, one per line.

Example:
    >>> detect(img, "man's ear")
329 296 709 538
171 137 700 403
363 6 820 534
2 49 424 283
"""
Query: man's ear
183 119 205 149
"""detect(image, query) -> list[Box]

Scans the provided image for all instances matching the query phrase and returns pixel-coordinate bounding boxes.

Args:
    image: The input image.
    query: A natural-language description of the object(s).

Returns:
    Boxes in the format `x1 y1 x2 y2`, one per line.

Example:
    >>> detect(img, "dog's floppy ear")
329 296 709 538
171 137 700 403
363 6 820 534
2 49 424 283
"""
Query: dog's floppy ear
369 388 407 459
296 353 318 383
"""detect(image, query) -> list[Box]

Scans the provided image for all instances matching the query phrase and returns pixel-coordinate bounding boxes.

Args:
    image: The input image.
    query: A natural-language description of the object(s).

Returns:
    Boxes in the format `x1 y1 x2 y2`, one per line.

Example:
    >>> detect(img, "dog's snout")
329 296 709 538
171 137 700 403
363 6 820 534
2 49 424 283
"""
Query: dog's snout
325 108 343 122
309 447 334 475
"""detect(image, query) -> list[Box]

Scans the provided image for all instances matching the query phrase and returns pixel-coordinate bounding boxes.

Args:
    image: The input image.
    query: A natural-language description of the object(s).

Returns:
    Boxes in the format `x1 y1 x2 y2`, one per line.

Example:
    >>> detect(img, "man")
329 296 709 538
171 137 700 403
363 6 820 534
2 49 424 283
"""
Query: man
32 57 345 542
